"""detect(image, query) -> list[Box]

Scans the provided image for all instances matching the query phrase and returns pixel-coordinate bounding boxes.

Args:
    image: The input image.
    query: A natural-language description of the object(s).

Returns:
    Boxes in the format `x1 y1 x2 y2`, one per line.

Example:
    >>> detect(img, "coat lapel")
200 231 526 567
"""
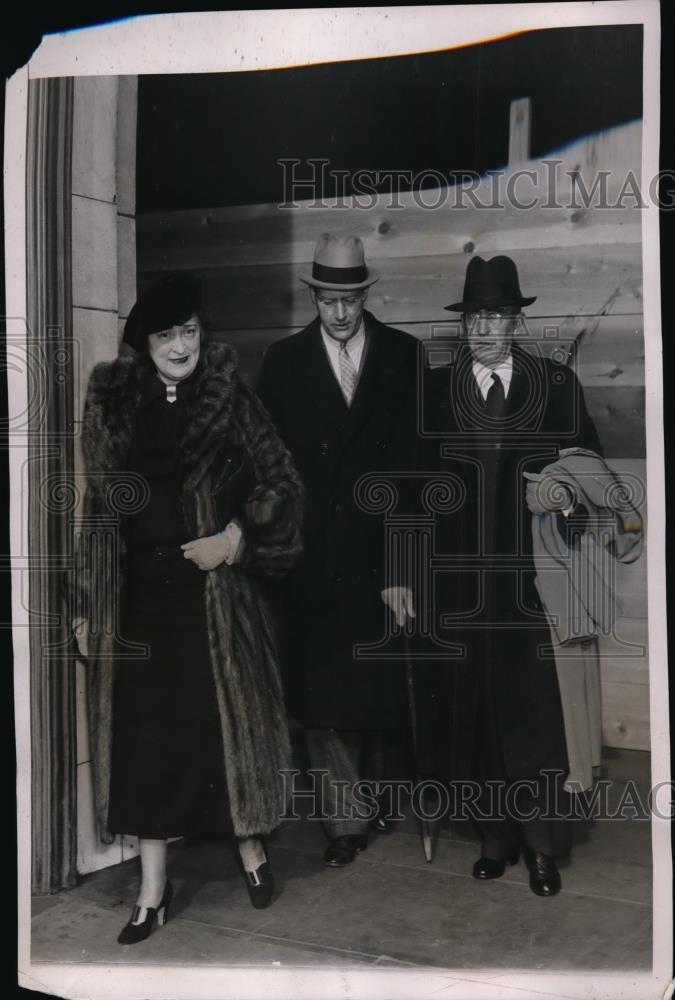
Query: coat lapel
496 344 547 457
81 352 143 481
292 319 351 426
290 313 410 448
427 345 546 465
177 342 239 490
432 344 484 454
426 362 453 434
83 343 241 495
338 313 407 450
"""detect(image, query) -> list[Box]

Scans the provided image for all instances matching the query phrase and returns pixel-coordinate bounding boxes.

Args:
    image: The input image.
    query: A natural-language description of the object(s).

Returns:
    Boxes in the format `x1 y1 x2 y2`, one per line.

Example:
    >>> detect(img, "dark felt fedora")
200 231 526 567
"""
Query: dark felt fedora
299 234 379 290
123 274 203 350
445 255 536 312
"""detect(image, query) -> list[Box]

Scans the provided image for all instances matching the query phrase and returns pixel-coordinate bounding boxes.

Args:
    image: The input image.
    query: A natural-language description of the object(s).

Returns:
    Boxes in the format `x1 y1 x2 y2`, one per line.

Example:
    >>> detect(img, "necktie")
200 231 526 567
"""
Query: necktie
339 342 358 404
485 371 505 417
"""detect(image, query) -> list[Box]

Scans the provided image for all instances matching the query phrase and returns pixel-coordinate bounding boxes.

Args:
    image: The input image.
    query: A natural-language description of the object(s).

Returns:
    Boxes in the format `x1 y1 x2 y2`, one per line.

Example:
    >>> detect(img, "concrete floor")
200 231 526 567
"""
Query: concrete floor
31 748 653 970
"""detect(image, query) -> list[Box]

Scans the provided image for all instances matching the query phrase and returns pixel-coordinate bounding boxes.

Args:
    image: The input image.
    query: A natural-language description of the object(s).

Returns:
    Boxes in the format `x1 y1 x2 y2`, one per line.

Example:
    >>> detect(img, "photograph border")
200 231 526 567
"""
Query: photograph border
7 4 669 998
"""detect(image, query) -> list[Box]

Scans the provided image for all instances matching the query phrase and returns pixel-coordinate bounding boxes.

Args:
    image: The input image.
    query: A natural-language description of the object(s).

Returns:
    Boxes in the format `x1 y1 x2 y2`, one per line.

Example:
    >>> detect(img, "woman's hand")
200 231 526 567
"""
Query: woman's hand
181 522 245 571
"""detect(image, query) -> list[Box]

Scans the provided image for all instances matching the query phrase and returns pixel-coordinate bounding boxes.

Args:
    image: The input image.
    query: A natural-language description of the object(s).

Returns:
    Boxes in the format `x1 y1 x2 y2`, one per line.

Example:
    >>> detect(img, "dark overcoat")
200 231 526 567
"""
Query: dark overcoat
413 342 602 781
257 311 419 730
73 341 304 843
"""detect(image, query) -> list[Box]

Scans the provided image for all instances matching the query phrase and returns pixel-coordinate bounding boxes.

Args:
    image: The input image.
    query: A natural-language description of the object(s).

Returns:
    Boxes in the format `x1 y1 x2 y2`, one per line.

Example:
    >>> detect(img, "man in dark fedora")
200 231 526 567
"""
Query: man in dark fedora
257 233 417 866
414 254 602 896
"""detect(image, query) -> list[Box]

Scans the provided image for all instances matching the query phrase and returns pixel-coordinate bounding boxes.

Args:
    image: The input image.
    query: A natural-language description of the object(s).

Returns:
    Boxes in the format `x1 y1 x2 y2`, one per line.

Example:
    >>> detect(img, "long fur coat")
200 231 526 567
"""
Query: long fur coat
73 341 303 843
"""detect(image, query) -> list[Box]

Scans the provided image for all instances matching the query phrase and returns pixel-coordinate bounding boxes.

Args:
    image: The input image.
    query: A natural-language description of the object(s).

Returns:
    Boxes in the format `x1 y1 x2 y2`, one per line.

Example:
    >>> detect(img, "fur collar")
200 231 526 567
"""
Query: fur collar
83 341 240 490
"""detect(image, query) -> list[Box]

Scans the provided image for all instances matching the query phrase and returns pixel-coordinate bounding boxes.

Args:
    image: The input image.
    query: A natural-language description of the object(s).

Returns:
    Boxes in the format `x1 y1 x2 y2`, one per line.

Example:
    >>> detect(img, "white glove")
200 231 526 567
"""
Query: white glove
181 521 245 570
222 520 245 565
381 586 416 627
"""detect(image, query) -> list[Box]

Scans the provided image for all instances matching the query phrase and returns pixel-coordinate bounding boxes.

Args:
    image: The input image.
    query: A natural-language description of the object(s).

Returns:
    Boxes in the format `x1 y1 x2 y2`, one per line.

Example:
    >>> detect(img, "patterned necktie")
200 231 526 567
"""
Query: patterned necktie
485 371 505 417
338 342 358 405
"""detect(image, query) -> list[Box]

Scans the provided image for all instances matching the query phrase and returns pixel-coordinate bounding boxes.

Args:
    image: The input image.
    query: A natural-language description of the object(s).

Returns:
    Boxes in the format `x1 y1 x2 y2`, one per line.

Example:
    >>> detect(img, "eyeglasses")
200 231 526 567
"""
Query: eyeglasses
465 310 520 322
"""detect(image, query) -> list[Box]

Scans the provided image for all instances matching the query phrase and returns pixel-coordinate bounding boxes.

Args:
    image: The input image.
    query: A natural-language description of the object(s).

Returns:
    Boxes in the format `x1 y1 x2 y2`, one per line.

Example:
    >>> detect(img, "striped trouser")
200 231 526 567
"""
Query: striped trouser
305 729 370 837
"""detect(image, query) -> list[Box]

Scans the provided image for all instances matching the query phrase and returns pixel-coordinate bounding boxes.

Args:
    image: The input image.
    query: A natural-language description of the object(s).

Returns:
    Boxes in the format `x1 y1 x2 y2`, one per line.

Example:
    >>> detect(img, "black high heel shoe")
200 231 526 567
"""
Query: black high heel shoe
117 881 174 945
238 842 275 910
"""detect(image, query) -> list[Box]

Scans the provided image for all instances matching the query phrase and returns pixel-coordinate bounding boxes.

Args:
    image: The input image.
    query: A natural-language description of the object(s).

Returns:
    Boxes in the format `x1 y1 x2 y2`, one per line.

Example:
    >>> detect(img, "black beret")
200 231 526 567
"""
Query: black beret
122 274 202 350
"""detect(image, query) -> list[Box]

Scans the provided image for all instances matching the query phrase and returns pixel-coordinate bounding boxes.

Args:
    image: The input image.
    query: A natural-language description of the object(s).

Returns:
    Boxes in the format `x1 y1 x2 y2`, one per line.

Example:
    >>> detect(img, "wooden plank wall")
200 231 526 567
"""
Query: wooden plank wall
137 119 650 752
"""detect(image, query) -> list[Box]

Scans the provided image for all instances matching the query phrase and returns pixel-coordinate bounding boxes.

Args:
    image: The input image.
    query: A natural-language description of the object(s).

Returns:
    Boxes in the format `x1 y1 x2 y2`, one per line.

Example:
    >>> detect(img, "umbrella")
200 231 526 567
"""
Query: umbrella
404 630 434 862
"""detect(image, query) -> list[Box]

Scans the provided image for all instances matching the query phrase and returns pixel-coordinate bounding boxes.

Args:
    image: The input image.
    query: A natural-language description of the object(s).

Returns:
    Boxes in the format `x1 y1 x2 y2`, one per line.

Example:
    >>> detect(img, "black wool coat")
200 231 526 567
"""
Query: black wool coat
257 311 419 730
413 342 603 782
73 342 304 843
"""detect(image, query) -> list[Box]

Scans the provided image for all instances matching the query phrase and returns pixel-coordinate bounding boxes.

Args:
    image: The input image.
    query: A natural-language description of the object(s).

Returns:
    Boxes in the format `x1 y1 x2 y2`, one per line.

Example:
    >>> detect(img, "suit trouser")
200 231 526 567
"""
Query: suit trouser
466 419 572 859
306 728 410 839
469 667 572 861
471 774 572 861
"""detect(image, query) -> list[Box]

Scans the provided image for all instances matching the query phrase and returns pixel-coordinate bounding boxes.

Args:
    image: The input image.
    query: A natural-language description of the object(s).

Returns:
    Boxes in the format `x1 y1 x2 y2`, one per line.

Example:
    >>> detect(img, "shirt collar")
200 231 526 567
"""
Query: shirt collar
141 366 198 406
472 353 513 398
320 321 366 355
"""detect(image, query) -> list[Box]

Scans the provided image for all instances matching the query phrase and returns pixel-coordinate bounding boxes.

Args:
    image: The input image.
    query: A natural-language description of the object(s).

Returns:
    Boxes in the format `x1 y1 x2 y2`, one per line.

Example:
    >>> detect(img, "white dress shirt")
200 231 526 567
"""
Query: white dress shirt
321 323 366 385
472 353 513 400
472 353 575 517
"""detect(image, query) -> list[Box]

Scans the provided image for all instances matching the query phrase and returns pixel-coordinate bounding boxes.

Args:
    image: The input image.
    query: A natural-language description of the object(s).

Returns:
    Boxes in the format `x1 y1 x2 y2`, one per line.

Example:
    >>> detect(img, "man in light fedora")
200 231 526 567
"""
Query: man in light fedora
257 234 417 866
412 255 602 896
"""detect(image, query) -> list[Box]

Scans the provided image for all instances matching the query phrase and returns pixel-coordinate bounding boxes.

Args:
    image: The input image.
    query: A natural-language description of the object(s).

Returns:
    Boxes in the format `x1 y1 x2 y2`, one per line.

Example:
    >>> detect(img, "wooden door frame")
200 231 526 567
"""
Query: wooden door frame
26 76 77 894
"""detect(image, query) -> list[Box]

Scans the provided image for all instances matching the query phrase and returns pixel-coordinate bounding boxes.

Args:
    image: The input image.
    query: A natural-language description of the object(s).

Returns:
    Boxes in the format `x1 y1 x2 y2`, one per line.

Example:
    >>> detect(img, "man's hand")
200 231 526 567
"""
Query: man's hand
381 586 416 627
73 618 89 661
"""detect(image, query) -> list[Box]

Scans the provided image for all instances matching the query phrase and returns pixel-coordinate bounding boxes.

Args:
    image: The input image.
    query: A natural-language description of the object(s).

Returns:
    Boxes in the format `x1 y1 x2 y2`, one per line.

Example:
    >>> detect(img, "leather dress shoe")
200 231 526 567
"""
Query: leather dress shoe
237 837 275 909
523 848 561 897
240 859 275 909
323 834 368 867
117 882 173 945
472 851 519 880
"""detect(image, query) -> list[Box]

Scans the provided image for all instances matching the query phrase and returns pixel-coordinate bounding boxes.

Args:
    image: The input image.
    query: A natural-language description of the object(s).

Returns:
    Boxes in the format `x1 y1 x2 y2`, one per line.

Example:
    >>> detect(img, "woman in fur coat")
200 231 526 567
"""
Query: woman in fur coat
72 274 303 944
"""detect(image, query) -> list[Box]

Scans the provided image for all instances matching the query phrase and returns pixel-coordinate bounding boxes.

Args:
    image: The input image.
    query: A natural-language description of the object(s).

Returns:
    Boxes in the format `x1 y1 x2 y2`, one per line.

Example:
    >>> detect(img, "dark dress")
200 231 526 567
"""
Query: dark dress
107 371 231 839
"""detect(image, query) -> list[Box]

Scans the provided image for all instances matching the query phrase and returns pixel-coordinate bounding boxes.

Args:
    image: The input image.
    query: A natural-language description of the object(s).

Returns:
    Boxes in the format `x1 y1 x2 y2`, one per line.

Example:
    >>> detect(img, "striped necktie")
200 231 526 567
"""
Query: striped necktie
339 342 358 405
